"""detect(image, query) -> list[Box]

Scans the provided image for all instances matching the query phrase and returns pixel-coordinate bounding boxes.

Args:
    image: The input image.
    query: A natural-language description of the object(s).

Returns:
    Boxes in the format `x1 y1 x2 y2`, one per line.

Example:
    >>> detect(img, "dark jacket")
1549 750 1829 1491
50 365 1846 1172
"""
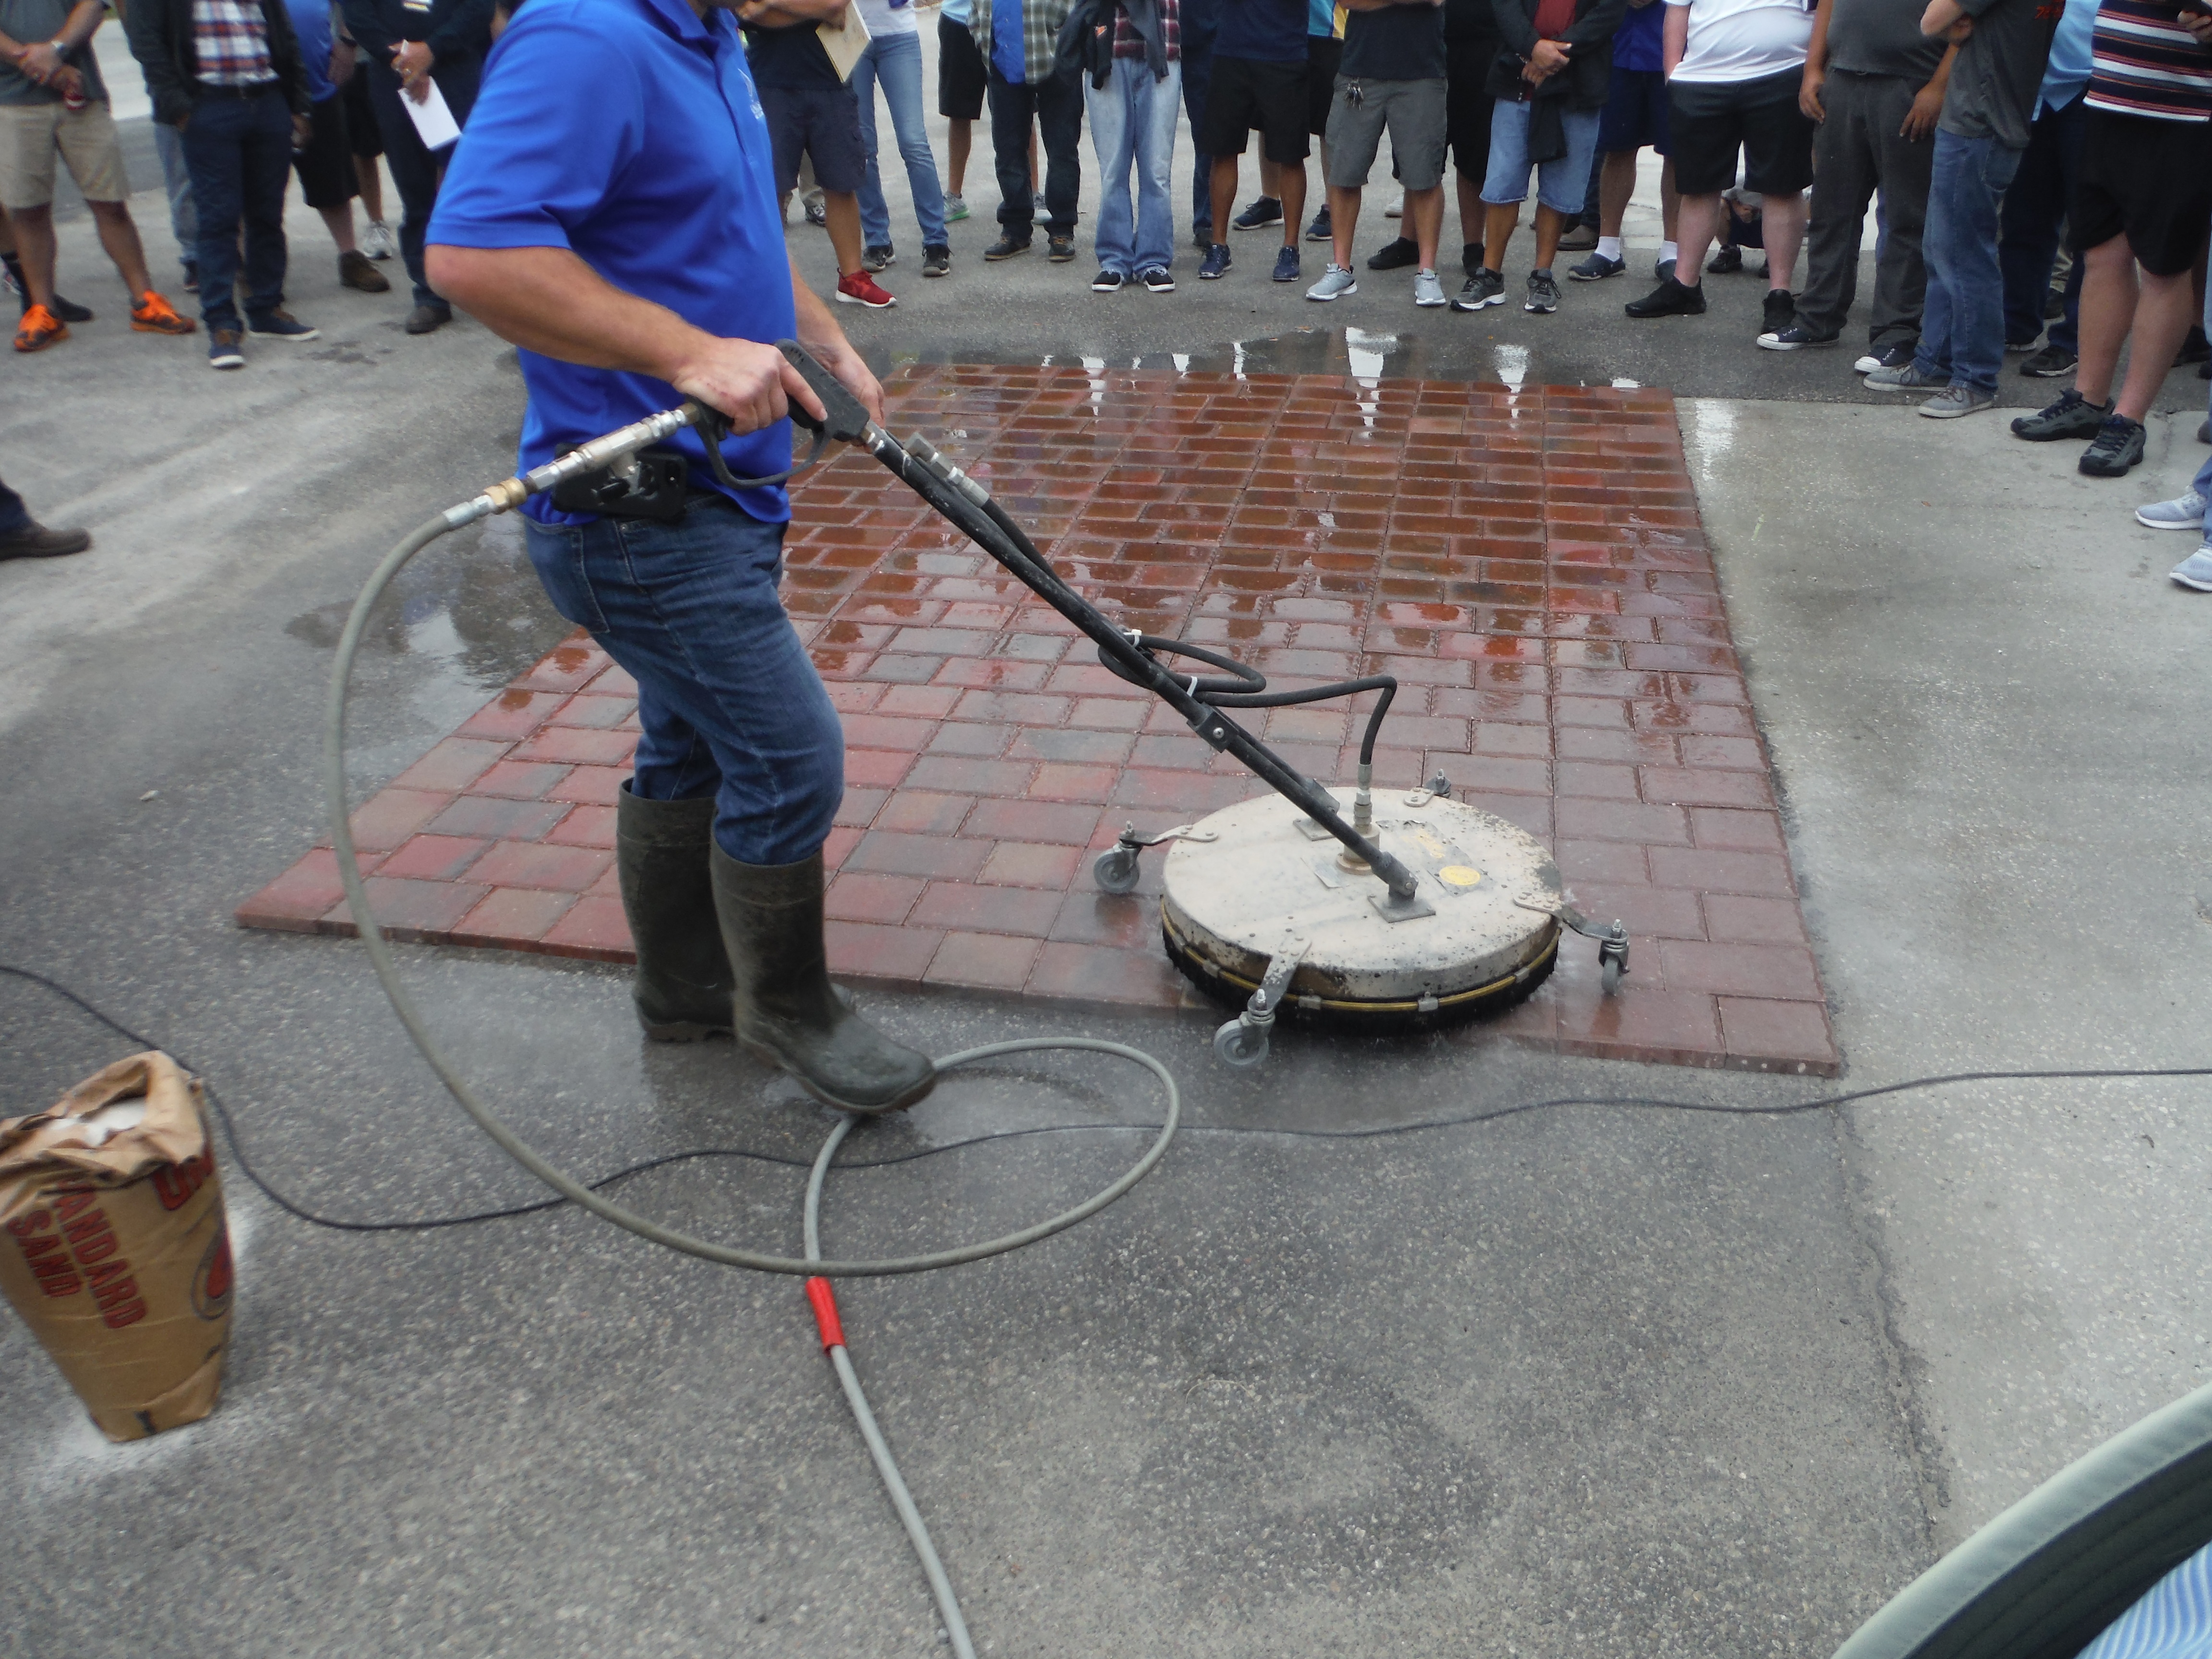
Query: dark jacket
1056 0 1167 85
1485 0 1626 108
124 0 311 124
341 0 495 65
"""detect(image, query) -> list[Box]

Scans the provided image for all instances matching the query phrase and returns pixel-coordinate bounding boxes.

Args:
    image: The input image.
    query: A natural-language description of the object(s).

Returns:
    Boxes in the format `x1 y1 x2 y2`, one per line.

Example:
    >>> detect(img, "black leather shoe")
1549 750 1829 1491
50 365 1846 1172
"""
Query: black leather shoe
0 520 92 560
405 303 452 335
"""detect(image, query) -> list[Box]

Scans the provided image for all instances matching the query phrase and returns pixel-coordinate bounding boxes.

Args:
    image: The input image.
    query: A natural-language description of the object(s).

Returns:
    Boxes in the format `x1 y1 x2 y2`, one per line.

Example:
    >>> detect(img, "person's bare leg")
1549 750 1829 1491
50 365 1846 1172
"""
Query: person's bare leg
353 155 385 223
1760 187 1806 291
1328 183 1362 268
1659 157 1679 241
949 118 972 196
317 202 360 255
10 202 57 307
2075 233 2138 406
1531 201 1565 270
1407 183 1443 269
1598 150 1636 237
85 201 155 294
1672 192 1721 285
2114 268 2196 423
0 204 15 258
1456 170 1484 263
823 189 865 276
1482 201 1516 273
1210 154 1241 248
1277 158 1306 251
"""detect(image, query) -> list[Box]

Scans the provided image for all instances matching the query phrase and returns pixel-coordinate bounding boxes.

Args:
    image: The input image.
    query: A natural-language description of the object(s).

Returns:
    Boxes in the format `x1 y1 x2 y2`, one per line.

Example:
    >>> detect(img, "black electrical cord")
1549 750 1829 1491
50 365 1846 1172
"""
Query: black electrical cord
11 962 2212 1239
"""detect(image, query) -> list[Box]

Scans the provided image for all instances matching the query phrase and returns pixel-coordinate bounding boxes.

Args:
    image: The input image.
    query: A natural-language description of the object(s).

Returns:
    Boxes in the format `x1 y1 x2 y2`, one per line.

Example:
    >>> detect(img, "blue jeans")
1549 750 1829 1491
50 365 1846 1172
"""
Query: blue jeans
1915 128 2021 395
178 88 294 331
1481 100 1602 218
0 476 28 537
853 29 949 249
524 499 845 866
1086 57 1181 275
153 120 198 264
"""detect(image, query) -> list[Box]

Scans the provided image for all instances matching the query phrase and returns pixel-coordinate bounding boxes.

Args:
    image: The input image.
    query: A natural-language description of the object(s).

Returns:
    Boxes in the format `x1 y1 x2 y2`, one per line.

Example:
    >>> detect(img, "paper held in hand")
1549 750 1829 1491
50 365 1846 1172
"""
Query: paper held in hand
402 78 463 151
817 3 872 82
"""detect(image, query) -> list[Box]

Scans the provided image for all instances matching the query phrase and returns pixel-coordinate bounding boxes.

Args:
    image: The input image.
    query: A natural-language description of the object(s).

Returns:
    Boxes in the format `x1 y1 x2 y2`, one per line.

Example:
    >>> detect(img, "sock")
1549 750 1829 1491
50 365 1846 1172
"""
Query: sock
1597 236 1623 261
1659 240 1679 266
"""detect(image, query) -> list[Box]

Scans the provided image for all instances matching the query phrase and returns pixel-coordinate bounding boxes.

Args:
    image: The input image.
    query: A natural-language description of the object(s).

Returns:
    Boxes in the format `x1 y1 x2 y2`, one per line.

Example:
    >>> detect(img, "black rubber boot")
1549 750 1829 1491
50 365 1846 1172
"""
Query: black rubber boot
709 845 936 1115
615 781 735 1041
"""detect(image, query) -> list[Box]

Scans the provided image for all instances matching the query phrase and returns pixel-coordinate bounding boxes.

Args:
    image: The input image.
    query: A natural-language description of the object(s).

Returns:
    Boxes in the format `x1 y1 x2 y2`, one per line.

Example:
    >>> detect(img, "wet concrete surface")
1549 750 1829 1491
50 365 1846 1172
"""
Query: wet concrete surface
9 34 2212 1659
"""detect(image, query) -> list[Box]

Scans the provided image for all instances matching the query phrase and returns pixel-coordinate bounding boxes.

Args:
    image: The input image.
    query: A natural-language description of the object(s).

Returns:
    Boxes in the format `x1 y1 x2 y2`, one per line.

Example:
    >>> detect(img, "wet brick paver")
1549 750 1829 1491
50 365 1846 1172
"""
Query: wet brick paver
240 363 1837 1074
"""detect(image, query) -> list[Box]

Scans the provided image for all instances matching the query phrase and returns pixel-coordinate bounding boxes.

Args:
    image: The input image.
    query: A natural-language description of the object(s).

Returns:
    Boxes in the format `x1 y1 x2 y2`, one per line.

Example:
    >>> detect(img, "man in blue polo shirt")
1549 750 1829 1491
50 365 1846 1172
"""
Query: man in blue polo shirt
424 0 936 1117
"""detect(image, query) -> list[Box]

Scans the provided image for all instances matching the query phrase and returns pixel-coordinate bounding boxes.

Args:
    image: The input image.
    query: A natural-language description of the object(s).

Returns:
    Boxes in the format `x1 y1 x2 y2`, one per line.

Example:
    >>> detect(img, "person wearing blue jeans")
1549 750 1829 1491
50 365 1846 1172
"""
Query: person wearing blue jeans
180 87 311 347
2141 265 2212 591
1082 0 1182 289
851 0 951 275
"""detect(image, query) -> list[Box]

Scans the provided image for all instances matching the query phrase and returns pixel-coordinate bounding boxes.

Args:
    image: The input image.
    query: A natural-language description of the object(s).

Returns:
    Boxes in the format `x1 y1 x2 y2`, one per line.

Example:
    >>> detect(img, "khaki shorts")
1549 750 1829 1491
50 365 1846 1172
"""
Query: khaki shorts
0 99 130 210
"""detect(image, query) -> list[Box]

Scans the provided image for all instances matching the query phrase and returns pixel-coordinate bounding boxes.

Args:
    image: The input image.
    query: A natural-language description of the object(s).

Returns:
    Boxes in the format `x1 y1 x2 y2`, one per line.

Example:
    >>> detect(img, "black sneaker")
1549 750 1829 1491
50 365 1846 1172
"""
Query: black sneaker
1047 233 1077 262
1232 196 1284 231
1092 267 1126 292
1139 265 1175 293
1306 205 1333 242
2079 413 2147 477
1758 322 1839 351
2010 387 2109 442
1568 252 1625 282
1524 267 1559 314
862 243 895 272
1625 276 1706 318
984 234 1032 261
1367 237 1419 271
1199 242 1231 280
1708 245 1743 275
50 294 93 324
922 244 951 277
1761 289 1795 336
1450 267 1506 311
2019 343 2077 378
2178 325 2210 367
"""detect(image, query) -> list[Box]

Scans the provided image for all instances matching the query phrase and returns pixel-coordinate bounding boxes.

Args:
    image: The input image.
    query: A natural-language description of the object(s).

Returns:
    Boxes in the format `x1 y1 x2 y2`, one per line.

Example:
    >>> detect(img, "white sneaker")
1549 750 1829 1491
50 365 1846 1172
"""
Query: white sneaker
1306 264 1357 302
2136 489 2208 530
1384 194 1404 218
2173 548 2212 591
361 219 397 261
1413 268 1445 307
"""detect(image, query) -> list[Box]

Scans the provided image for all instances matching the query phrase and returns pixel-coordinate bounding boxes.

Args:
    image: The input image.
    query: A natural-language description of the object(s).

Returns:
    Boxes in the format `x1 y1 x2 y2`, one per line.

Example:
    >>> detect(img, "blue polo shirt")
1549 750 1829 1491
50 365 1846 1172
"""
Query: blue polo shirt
426 0 796 524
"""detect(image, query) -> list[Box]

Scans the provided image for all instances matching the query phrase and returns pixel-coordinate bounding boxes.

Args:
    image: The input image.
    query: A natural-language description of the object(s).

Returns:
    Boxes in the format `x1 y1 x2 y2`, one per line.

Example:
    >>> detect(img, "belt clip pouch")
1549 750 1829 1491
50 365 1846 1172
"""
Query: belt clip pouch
549 446 692 522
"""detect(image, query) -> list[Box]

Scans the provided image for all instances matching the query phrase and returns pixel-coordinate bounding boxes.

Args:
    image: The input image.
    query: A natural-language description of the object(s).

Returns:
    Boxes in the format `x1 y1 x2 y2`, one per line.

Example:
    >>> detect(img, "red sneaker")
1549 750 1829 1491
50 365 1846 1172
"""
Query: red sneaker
835 270 896 309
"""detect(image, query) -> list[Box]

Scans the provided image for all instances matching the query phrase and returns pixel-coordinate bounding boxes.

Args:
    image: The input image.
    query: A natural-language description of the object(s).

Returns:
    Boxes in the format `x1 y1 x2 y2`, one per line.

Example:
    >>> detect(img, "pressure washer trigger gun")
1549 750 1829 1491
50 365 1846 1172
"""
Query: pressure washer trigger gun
776 337 879 443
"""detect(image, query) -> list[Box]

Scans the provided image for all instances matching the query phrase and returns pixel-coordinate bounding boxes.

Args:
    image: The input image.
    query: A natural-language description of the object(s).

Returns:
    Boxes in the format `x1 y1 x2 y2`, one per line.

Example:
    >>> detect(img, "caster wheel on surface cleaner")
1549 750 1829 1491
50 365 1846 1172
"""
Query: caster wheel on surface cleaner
1093 847 1142 895
1214 1018 1269 1069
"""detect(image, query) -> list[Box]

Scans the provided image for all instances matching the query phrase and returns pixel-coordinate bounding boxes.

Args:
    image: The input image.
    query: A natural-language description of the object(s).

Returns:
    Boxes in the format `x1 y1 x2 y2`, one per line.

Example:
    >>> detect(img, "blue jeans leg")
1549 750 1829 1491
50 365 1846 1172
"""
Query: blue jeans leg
1087 68 1138 274
1917 128 2018 393
523 501 846 865
871 33 946 246
179 90 291 331
1130 58 1180 272
153 119 197 258
0 477 29 538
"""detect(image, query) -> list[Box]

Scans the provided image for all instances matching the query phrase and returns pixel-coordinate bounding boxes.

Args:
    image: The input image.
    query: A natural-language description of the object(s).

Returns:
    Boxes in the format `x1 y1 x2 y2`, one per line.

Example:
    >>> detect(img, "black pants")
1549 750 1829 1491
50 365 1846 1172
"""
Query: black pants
1181 1 1215 230
365 52 481 311
1998 92 2085 353
987 66 1083 238
1796 70 1932 346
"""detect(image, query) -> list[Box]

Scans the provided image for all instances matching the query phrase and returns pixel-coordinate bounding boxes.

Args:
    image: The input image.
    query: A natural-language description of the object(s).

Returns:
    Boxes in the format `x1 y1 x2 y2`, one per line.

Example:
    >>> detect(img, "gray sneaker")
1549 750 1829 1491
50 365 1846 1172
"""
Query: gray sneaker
1524 268 1559 313
943 193 969 223
2173 548 2212 591
1864 361 1947 393
1450 267 1506 311
2137 489 2208 529
1918 384 1996 419
1307 264 1358 301
1414 267 1446 308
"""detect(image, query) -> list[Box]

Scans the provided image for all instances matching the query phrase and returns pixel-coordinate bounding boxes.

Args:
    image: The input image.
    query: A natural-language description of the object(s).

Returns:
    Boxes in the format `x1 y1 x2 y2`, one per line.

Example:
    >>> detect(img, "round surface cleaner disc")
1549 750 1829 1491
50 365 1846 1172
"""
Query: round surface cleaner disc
1159 788 1563 1027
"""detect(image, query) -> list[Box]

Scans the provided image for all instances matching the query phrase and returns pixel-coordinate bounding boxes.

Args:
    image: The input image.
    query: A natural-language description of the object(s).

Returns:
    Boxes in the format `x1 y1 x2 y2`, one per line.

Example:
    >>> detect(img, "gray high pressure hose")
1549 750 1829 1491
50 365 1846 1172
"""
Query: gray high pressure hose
324 419 1186 1658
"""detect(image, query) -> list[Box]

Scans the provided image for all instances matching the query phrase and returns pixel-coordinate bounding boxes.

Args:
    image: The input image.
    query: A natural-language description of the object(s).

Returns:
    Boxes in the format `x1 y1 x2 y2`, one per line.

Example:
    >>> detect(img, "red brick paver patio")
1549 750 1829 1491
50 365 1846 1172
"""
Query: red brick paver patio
240 363 1837 1074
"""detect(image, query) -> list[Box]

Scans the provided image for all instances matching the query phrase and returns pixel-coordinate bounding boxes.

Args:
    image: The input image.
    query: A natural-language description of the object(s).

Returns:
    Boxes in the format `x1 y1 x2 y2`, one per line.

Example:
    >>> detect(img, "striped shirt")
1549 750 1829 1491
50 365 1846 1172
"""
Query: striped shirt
2075 1540 2212 1659
190 0 277 84
2085 0 2212 120
1112 0 1179 60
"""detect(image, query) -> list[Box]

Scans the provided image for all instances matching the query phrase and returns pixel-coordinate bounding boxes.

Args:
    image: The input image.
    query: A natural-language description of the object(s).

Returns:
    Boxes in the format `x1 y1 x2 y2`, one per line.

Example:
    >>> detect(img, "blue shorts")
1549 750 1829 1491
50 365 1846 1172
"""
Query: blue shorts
759 83 868 195
1598 65 1670 156
1480 100 1602 216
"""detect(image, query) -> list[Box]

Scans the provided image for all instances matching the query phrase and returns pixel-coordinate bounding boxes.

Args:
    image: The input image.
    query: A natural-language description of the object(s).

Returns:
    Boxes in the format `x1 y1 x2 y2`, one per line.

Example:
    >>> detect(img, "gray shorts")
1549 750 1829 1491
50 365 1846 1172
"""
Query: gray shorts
1322 75 1448 192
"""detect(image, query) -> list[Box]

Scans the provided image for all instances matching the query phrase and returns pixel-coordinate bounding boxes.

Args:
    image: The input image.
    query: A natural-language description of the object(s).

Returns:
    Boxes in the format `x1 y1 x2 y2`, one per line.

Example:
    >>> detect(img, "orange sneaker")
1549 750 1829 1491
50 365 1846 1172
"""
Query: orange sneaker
131 290 195 335
13 304 67 352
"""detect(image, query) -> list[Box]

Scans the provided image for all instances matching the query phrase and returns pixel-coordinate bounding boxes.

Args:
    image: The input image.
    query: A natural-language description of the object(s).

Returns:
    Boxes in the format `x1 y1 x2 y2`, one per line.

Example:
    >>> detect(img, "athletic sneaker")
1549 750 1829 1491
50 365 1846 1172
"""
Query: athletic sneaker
985 234 1032 260
922 244 950 277
1415 267 1447 308
1758 322 1839 351
1306 264 1358 301
2010 387 2108 440
1047 233 1077 262
1306 205 1332 242
1863 361 1946 392
361 218 397 260
246 308 319 340
1568 252 1624 282
1139 265 1175 293
130 291 195 334
12 303 65 352
835 270 896 307
1708 245 1743 275
1855 340 1917 373
1918 384 1996 419
1451 267 1505 311
862 244 895 272
1199 242 1231 280
1272 244 1300 282
1233 196 1283 231
1761 289 1795 336
805 192 828 226
2019 344 2077 378
2136 489 2207 530
1384 194 1404 217
207 327 244 369
943 193 969 222
1522 267 1558 313
1367 236 1419 271
1093 267 1126 292
1624 276 1706 318
2078 414 2146 478
2172 548 2212 591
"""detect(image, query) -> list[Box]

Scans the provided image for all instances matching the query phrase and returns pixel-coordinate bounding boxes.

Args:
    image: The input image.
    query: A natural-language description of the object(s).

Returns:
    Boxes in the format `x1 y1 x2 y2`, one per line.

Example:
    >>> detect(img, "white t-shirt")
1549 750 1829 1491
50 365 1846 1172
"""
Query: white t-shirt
855 0 919 36
1664 0 1812 83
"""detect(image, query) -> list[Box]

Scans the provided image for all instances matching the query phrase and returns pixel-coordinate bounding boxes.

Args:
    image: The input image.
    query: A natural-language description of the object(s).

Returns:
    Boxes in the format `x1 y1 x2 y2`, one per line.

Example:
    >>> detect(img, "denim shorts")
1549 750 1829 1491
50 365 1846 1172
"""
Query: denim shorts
1480 97 1601 215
